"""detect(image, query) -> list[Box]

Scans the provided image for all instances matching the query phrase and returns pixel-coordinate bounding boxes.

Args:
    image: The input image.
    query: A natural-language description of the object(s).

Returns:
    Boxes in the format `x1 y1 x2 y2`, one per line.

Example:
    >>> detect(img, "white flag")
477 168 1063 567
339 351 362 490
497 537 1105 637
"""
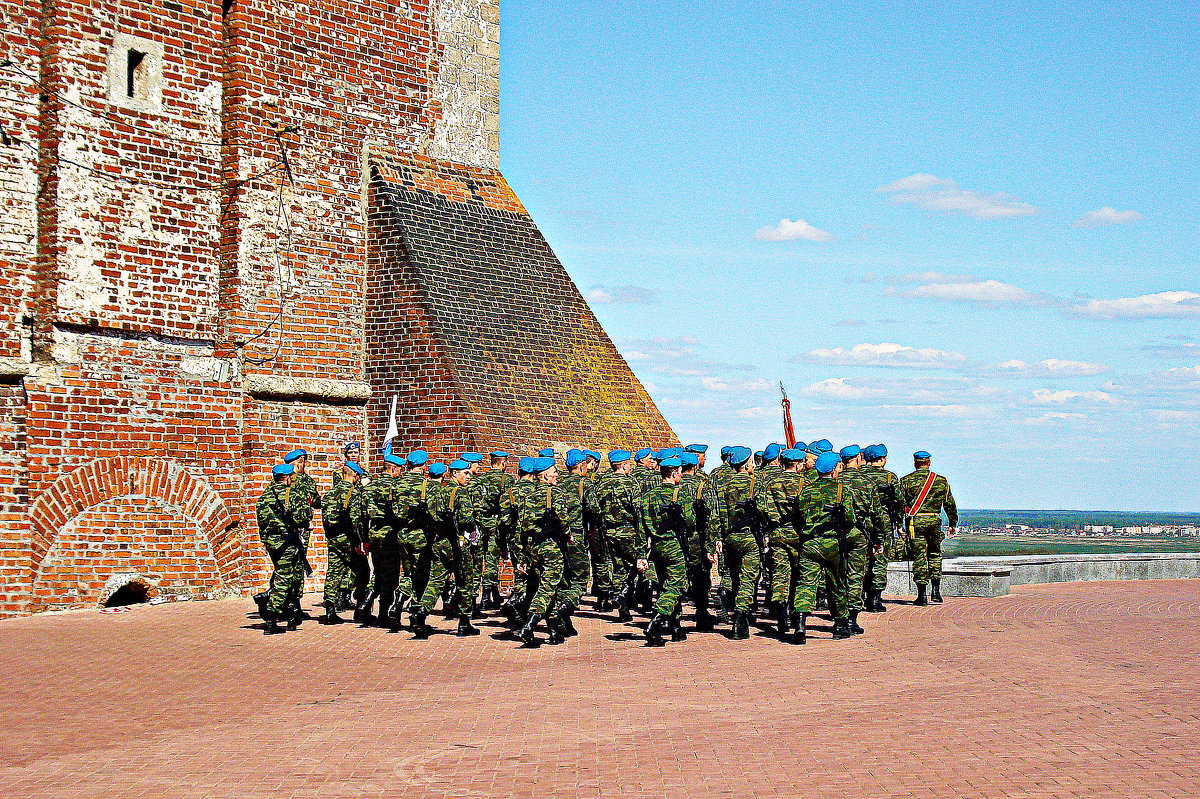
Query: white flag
382 395 399 456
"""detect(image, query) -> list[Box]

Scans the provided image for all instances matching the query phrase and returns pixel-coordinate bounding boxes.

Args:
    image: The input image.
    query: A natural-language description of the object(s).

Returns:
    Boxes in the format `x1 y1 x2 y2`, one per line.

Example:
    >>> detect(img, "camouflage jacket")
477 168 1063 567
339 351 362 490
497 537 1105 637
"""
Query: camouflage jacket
681 472 722 553
637 481 697 548
839 467 888 545
719 471 765 540
290 472 320 521
391 472 439 533
514 481 578 547
430 481 475 543
860 464 903 528
759 469 805 539
899 468 958 527
467 468 512 535
500 478 539 563
797 477 857 539
321 479 368 545
556 471 591 536
590 472 641 531
756 464 783 492
256 482 310 543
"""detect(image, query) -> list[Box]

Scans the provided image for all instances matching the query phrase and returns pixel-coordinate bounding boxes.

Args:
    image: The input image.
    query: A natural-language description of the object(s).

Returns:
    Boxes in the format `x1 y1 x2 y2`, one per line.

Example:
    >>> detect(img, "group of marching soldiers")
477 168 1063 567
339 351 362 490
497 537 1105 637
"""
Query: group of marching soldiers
254 439 957 645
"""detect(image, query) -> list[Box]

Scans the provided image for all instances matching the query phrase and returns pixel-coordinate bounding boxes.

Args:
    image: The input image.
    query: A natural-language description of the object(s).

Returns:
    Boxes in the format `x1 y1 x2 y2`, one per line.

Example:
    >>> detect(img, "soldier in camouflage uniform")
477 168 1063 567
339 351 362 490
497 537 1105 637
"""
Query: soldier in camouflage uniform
331 443 372 615
366 453 408 629
589 449 642 622
516 457 577 646
837 445 887 635
755 443 784 610
584 450 616 609
472 451 514 610
899 451 958 606
716 446 763 640
411 460 482 637
319 460 368 625
454 451 486 613
758 447 806 639
794 451 857 643
555 449 593 635
499 457 539 626
632 448 658 495
255 463 312 634
391 450 438 626
860 444 903 612
636 456 693 645
709 446 735 617
679 451 720 631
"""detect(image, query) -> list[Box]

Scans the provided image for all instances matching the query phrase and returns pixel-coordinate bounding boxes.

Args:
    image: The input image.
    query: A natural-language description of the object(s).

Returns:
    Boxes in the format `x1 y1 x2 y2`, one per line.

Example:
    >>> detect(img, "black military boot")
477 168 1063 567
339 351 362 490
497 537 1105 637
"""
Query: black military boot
409 605 433 638
354 596 373 624
815 587 828 612
336 590 353 612
558 604 578 637
644 613 668 646
615 586 634 622
670 617 687 642
286 608 302 631
849 610 864 635
546 615 566 645
262 610 284 635
500 596 522 627
794 613 807 644
914 583 929 607
775 604 790 638
456 615 480 637
253 591 269 617
518 613 541 646
481 587 500 611
443 586 460 619
732 611 750 640
695 607 716 632
319 604 345 625
930 579 944 603
831 618 852 639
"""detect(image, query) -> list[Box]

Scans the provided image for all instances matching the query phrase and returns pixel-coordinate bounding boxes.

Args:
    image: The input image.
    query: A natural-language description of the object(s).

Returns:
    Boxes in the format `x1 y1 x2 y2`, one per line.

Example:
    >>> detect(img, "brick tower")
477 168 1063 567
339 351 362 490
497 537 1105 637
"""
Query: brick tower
0 0 674 615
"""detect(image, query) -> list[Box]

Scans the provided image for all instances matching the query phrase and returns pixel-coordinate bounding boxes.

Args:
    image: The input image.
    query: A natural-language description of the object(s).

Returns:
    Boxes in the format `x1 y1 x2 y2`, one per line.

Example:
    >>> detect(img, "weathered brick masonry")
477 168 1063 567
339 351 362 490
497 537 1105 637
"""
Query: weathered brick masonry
0 0 673 615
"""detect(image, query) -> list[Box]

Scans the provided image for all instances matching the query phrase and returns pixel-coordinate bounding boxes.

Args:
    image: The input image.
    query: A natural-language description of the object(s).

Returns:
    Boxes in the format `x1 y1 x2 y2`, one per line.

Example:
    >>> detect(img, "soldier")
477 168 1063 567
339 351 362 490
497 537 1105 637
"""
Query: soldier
679 451 720 631
473 450 514 611
454 451 487 611
760 447 806 640
366 453 407 629
411 460 482 638
255 463 312 635
592 449 643 622
516 457 577 646
585 452 616 610
717 446 763 640
837 445 887 635
392 450 436 625
555 449 592 636
637 455 693 645
710 446 735 616
794 451 856 643
319 460 368 625
499 456 539 626
632 448 657 494
285 448 322 528
860 444 903 612
330 442 361 488
899 450 958 606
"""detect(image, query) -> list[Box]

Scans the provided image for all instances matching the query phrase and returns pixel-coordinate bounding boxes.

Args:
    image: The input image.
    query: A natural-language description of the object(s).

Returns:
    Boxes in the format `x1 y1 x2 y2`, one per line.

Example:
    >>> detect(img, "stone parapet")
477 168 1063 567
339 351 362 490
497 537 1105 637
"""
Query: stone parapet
885 552 1200 598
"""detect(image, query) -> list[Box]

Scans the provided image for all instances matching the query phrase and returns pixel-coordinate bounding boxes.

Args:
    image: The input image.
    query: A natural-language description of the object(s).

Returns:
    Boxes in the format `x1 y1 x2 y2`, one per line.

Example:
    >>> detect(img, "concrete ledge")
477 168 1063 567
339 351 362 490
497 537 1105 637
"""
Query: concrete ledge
885 552 1200 598
0 358 30 381
242 375 372 404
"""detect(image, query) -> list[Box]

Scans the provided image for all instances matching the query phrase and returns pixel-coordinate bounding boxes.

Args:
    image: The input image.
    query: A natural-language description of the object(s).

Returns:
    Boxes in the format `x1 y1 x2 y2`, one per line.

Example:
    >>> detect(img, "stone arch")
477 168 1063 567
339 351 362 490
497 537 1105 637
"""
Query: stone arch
28 457 239 585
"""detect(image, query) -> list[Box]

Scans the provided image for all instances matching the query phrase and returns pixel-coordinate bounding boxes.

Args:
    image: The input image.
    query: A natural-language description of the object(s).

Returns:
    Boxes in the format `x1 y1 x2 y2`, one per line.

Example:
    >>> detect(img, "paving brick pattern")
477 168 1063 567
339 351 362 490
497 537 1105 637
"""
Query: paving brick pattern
2 580 1197 798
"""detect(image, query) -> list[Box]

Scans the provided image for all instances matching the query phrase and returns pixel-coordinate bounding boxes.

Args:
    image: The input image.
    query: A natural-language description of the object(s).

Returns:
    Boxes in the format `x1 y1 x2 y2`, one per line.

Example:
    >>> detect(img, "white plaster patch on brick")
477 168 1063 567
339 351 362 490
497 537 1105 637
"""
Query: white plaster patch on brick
428 0 500 169
0 54 39 344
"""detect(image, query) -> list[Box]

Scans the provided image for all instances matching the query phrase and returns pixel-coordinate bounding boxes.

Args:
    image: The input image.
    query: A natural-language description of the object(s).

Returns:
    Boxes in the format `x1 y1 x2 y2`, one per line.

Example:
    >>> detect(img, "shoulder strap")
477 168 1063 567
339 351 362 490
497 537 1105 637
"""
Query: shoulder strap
836 482 842 503
748 473 756 498
507 486 514 506
545 485 553 508
905 472 938 515
449 485 459 507
672 485 682 502
579 479 585 499
420 479 427 502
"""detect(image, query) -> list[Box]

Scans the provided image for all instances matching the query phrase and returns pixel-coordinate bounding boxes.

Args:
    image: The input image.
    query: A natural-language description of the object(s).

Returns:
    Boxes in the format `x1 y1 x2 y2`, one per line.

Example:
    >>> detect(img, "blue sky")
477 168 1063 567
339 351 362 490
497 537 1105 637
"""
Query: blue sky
497 1 1200 511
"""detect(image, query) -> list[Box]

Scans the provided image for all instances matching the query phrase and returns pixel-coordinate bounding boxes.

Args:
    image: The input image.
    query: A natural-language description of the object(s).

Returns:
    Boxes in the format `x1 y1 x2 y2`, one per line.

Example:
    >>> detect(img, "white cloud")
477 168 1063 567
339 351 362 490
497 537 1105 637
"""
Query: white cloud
585 284 659 305
735 406 775 419
893 271 976 285
613 336 752 377
702 376 774 393
801 377 876 400
1031 388 1118 405
804 342 968 369
877 173 1038 220
1023 412 1086 425
1166 366 1200 379
893 278 1041 305
995 359 1109 378
1074 207 1144 228
880 404 993 419
754 218 836 243
1073 291 1200 320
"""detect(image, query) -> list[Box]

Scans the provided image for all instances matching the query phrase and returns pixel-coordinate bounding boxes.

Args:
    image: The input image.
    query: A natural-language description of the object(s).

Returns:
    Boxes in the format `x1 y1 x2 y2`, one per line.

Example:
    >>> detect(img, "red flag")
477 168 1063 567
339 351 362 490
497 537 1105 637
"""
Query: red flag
780 382 797 448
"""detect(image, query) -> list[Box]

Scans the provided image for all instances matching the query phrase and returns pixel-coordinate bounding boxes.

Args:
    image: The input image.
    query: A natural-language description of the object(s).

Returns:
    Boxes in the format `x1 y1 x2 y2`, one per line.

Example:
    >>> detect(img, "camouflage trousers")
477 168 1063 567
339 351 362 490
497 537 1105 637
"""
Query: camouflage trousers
909 516 945 584
606 526 643 600
649 537 687 618
263 536 306 618
463 540 483 605
323 535 353 607
347 548 371 604
560 532 591 610
397 528 431 605
722 532 761 613
795 535 848 618
770 533 802 611
588 529 615 598
686 540 713 616
419 536 472 616
369 532 401 610
868 532 891 593
526 538 565 617
844 527 869 613
479 524 503 593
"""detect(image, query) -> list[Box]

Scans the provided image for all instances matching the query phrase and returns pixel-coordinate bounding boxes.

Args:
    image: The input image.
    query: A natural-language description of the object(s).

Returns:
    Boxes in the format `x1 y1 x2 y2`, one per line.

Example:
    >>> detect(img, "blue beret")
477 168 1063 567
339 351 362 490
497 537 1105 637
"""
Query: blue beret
654 448 673 461
794 441 807 451
728 446 752 466
538 448 556 458
531 456 556 474
840 445 861 461
448 459 470 471
864 444 886 460
383 453 406 467
608 449 631 464
406 449 428 466
460 452 484 463
914 450 931 460
428 462 447 477
874 444 888 459
815 451 841 475
634 447 652 460
517 456 535 474
763 443 782 461
805 445 822 456
491 450 510 458
659 456 682 468
720 446 733 457
272 463 294 477
345 460 366 476
343 442 361 454
679 452 699 466
284 449 306 464
814 439 833 452
586 450 601 461
781 448 805 463
684 444 708 454
565 449 586 468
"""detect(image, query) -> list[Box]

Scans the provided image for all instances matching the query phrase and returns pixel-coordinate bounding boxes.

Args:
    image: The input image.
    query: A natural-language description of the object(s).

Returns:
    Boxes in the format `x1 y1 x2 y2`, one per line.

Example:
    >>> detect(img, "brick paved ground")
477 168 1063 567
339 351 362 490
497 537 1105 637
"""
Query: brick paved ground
1 581 1198 798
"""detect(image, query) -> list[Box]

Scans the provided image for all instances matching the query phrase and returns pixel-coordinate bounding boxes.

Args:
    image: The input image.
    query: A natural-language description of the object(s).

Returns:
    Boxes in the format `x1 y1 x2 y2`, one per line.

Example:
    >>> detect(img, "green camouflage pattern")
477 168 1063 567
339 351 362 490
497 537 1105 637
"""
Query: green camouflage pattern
860 464 902 591
759 468 805 611
717 470 763 613
256 481 310 617
637 482 694 617
793 477 856 618
899 468 957 584
320 478 367 607
515 482 575 617
419 482 475 615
